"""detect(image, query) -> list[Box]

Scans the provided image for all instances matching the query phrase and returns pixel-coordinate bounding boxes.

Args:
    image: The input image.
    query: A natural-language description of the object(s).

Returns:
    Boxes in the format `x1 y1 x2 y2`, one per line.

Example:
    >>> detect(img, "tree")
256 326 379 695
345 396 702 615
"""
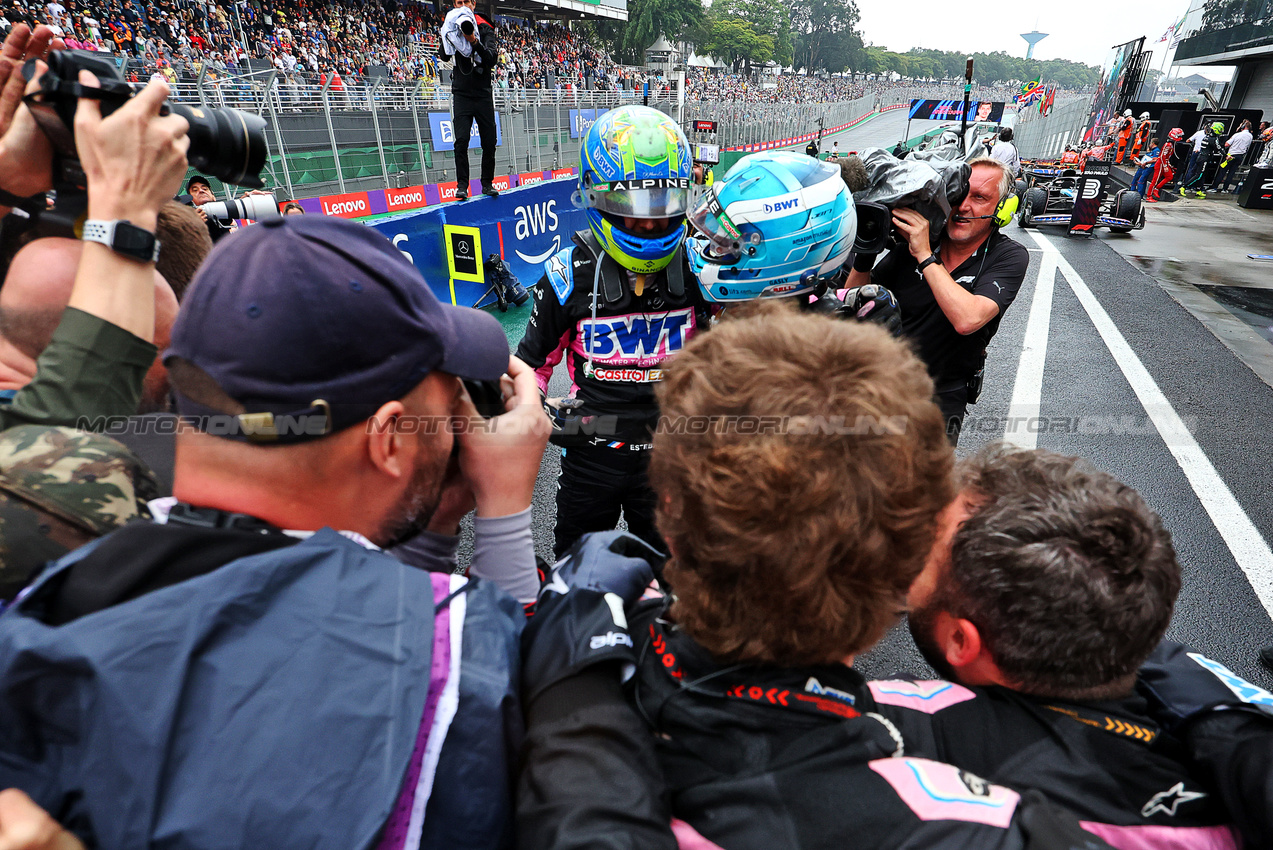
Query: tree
703 16 774 71
791 0 863 74
703 0 792 71
592 0 705 64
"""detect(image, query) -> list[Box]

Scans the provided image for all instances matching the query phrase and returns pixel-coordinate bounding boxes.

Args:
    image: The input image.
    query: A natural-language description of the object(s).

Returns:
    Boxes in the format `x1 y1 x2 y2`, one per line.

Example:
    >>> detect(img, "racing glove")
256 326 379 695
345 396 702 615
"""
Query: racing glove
836 284 903 336
520 531 664 704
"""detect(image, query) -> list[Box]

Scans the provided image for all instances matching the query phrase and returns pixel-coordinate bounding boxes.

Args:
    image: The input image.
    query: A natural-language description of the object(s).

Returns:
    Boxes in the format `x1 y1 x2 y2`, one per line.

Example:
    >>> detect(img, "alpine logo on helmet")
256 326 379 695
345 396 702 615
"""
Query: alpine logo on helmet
576 105 694 274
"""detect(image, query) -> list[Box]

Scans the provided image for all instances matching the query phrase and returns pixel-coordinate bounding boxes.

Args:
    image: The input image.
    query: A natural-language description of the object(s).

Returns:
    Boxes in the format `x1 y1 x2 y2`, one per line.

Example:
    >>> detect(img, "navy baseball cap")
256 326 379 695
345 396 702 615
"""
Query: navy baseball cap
165 215 509 442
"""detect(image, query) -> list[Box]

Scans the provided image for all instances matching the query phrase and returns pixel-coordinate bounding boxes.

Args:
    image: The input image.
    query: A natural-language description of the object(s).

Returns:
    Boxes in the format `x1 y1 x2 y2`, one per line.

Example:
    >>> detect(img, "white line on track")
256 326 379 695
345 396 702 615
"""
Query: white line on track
1025 229 1273 618
1003 251 1057 450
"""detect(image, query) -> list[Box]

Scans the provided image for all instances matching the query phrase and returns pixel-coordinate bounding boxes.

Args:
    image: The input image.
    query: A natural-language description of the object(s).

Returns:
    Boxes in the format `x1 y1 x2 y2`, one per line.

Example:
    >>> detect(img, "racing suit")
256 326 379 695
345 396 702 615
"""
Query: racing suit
1181 134 1219 192
518 580 1117 850
1147 141 1178 200
872 679 1241 848
515 232 709 558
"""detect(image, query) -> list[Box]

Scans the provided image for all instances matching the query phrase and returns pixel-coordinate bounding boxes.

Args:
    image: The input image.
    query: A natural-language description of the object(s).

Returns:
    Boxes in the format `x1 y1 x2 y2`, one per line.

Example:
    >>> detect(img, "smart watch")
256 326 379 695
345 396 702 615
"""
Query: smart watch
81 220 161 264
916 252 942 274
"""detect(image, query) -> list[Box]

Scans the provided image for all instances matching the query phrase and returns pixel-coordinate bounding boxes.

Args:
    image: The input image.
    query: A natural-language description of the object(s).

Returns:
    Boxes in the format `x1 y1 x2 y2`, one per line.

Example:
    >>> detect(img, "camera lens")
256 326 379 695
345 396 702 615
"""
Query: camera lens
170 103 268 189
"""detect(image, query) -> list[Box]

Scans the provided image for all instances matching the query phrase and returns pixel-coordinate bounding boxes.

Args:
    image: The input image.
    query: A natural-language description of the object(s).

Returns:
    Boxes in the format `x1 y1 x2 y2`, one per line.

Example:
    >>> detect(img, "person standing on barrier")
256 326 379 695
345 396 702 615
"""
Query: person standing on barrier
516 106 708 558
445 0 497 200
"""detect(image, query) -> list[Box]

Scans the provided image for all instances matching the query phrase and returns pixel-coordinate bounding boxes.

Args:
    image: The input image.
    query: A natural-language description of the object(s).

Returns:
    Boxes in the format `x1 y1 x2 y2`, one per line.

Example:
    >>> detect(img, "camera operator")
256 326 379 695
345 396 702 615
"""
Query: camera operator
184 174 233 243
846 157 1028 444
0 24 191 431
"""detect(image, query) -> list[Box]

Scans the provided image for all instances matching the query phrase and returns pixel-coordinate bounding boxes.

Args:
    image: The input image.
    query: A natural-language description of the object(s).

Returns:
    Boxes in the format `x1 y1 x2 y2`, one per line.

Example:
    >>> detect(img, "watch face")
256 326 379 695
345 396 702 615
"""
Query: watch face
115 222 156 254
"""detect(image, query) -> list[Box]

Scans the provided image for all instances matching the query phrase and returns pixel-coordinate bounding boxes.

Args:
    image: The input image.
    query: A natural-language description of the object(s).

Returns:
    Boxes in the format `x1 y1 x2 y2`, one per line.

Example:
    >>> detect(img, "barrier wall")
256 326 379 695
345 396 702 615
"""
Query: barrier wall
296 168 577 217
369 177 587 309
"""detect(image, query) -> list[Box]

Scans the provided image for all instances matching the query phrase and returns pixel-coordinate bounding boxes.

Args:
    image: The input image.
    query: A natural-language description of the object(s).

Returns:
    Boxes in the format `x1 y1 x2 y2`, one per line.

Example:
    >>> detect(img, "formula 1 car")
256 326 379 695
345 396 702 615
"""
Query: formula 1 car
1015 161 1144 233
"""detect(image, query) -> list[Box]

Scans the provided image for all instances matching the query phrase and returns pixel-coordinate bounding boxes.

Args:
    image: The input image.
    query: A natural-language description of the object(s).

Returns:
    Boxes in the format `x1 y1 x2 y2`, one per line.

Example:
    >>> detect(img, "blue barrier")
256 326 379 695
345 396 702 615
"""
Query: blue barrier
370 178 587 309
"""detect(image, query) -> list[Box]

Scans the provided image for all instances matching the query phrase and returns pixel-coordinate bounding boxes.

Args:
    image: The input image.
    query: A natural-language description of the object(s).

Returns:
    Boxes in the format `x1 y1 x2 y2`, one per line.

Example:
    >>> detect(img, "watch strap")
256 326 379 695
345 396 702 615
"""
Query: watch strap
82 219 161 263
916 253 942 273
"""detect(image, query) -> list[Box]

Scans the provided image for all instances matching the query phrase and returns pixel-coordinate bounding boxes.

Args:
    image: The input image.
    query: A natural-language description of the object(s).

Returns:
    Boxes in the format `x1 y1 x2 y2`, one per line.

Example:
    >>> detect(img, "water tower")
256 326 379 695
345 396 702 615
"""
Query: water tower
1021 30 1048 59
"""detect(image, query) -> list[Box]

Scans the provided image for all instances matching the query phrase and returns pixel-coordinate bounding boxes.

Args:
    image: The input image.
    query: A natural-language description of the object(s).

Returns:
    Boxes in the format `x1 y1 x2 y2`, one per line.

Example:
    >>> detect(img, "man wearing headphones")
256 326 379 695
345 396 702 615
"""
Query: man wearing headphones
847 157 1029 444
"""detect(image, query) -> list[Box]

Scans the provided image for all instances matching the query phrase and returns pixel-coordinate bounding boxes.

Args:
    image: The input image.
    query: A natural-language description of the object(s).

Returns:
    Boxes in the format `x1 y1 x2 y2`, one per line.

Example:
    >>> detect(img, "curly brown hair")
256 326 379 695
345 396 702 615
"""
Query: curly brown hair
650 303 954 666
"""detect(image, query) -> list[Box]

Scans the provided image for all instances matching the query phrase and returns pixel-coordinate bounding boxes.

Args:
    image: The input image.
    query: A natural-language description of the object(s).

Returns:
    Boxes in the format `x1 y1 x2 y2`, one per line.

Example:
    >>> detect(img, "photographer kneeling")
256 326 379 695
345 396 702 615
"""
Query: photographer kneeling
846 157 1028 444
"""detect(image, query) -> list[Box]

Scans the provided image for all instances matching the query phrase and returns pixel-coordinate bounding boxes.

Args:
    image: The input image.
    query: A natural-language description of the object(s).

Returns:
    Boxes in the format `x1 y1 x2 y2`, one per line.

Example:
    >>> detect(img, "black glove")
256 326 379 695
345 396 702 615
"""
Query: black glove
1136 640 1273 731
835 284 903 336
521 531 664 704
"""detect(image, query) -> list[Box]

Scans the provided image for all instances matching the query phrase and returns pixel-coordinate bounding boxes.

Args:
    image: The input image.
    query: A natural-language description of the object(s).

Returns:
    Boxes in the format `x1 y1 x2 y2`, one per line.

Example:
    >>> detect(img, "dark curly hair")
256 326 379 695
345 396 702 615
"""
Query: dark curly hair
650 303 954 666
943 444 1180 699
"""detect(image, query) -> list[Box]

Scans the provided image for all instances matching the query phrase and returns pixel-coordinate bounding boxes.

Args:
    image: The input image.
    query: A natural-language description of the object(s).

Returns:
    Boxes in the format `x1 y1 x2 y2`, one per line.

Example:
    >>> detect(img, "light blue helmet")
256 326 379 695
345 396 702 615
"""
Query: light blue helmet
577 105 694 273
687 151 856 302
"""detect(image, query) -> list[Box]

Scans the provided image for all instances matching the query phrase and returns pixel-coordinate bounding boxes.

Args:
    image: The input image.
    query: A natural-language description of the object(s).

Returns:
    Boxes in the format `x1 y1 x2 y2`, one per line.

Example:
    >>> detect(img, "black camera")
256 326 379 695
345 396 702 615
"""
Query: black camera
853 201 892 255
24 50 268 196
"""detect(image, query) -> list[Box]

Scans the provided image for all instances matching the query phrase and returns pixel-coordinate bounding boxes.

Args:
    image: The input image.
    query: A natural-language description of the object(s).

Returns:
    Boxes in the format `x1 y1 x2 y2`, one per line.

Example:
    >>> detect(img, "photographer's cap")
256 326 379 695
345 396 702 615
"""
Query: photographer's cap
187 174 212 192
165 216 508 443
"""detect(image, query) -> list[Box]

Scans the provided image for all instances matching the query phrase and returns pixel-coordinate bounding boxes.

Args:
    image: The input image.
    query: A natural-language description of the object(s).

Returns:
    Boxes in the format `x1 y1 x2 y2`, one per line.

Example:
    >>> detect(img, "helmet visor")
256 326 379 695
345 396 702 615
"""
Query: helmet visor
687 186 758 261
583 177 694 219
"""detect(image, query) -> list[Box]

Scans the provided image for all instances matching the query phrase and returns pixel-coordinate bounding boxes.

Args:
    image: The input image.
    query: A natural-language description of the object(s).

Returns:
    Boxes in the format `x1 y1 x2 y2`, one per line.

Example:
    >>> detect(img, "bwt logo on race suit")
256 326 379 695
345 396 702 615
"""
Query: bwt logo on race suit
575 309 695 366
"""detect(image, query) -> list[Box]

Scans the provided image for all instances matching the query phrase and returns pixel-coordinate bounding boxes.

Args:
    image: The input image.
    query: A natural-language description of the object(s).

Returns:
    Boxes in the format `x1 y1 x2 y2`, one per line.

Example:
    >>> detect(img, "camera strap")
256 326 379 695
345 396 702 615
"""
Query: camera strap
0 188 42 212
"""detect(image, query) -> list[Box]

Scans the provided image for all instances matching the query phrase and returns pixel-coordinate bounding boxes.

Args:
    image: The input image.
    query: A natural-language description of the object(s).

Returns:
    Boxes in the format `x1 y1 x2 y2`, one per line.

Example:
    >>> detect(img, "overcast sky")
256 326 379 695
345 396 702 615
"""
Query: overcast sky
855 1 1234 79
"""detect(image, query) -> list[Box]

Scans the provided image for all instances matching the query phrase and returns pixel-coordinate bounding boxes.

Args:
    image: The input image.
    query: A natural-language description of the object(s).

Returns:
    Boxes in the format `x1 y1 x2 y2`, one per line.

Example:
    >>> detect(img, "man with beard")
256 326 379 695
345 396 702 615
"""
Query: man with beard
0 217 549 848
894 444 1251 847
517 308 1118 850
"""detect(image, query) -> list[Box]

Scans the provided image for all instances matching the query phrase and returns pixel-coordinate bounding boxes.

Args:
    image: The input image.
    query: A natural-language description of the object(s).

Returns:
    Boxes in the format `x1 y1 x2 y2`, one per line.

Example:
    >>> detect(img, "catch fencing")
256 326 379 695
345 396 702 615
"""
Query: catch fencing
1013 98 1090 160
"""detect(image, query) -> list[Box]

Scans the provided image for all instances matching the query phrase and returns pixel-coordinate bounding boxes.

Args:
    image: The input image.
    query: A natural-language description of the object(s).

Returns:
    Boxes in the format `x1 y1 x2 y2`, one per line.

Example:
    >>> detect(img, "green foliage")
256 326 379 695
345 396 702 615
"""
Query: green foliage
702 0 792 71
593 0 706 64
849 47 1099 88
791 0 863 73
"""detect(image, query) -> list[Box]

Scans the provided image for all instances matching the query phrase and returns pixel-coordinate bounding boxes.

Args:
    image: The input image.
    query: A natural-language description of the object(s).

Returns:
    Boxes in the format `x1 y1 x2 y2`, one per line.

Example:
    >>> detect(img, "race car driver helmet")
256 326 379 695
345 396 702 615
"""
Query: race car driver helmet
686 151 856 303
1211 122 1225 135
576 105 693 274
1168 127 1184 141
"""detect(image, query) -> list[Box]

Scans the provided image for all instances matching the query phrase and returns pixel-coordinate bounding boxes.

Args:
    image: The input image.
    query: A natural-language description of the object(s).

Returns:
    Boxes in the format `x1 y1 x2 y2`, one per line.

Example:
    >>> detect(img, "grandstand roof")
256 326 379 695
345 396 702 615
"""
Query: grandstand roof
492 0 627 22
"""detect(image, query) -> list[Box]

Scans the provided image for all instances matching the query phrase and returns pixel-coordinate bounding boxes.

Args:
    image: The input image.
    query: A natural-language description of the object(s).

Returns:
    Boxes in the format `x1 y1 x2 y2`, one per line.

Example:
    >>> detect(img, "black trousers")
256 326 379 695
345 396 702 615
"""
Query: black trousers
553 442 662 559
936 384 969 447
452 92 497 190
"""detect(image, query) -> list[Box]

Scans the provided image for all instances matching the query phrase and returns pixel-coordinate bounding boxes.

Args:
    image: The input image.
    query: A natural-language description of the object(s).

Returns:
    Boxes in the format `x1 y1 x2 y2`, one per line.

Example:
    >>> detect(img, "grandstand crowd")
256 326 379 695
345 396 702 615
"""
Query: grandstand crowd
2 0 1057 102
0 14 1271 849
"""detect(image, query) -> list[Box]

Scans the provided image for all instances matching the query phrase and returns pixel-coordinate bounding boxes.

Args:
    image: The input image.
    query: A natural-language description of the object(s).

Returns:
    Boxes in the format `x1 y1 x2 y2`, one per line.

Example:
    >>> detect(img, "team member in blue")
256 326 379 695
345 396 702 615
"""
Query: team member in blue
516 105 708 558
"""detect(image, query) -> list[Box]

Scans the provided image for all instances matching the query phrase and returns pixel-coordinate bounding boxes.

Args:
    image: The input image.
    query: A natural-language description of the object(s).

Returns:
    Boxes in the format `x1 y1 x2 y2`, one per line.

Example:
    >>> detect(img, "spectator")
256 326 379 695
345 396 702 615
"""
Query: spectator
518 306 1113 849
0 215 549 846
846 157 1029 444
281 200 304 215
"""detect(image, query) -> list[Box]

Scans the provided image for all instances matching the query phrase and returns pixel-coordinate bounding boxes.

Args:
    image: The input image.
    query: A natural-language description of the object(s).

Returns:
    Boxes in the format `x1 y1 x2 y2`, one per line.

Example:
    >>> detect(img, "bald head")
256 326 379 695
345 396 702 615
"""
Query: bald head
0 238 177 358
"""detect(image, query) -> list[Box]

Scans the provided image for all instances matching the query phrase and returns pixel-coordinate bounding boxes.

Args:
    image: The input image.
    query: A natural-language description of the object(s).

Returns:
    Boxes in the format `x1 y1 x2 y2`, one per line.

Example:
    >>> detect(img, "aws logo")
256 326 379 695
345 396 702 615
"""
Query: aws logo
577 309 694 361
514 200 561 265
764 197 800 214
